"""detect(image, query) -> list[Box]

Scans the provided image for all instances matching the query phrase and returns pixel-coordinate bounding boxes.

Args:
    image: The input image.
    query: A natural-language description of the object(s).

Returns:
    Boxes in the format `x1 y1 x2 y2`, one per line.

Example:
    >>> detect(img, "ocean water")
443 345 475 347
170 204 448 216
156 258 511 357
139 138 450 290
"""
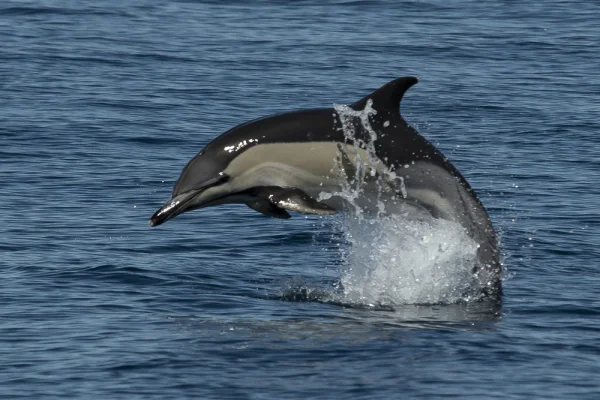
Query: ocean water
1 0 599 398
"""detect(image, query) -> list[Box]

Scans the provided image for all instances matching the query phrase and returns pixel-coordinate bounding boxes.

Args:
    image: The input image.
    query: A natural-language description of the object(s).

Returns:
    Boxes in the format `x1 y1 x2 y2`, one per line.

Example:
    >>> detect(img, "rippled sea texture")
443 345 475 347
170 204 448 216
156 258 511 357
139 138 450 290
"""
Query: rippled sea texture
1 1 599 399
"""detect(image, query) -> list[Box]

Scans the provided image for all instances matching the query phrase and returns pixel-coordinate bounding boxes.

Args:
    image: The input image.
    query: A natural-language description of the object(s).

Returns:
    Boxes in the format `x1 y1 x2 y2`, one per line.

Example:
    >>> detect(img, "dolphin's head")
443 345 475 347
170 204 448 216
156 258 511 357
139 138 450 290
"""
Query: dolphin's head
149 147 235 227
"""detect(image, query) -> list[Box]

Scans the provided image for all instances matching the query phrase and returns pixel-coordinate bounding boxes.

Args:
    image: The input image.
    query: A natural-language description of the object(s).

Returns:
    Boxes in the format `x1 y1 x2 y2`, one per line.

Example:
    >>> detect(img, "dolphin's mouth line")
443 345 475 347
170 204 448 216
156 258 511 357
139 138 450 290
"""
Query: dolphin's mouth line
149 190 199 227
149 173 230 227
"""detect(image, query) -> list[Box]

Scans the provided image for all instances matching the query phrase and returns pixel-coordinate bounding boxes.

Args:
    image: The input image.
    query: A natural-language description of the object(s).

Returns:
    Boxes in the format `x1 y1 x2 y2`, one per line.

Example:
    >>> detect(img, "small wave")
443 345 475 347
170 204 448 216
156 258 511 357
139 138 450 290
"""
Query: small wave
0 6 133 17
274 282 395 311
129 53 197 63
1 6 72 16
40 54 130 67
122 136 184 146
271 280 501 324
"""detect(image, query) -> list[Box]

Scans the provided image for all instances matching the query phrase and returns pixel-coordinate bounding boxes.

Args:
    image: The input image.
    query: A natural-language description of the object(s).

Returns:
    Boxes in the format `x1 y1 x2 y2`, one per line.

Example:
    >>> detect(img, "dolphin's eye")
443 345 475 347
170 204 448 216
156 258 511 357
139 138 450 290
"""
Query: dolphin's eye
217 172 230 184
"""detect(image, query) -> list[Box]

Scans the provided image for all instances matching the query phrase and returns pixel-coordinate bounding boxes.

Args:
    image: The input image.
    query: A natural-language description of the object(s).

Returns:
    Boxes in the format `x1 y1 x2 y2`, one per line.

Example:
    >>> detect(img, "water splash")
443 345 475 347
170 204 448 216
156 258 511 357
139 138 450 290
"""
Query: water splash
319 101 483 306
338 216 480 305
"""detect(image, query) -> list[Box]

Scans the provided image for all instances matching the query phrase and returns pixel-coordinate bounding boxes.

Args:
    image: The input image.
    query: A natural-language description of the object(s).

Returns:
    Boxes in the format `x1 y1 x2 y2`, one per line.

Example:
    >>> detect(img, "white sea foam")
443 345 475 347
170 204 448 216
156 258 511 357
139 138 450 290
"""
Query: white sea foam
336 215 480 305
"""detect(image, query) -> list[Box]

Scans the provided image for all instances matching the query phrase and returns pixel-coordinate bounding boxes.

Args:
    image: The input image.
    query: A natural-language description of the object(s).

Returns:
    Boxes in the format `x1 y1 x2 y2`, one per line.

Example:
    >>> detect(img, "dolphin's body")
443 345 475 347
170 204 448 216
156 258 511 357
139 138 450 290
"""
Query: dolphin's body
150 77 501 299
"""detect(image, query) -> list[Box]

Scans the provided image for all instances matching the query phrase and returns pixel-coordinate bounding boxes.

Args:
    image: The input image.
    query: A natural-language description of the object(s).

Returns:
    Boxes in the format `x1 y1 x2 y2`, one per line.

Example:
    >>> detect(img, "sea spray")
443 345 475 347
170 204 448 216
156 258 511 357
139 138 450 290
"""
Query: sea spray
338 215 480 305
319 101 482 305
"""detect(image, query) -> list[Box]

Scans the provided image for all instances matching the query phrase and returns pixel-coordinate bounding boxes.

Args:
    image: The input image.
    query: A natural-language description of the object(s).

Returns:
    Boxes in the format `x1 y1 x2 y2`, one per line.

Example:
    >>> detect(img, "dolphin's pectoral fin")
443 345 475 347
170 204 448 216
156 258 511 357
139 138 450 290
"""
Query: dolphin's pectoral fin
251 186 337 216
247 200 291 219
271 188 337 215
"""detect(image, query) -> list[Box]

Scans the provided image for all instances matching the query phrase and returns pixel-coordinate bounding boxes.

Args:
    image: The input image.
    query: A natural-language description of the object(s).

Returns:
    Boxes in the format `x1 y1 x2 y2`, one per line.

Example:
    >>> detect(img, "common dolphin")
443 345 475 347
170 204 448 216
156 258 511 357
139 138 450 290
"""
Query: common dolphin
150 77 501 299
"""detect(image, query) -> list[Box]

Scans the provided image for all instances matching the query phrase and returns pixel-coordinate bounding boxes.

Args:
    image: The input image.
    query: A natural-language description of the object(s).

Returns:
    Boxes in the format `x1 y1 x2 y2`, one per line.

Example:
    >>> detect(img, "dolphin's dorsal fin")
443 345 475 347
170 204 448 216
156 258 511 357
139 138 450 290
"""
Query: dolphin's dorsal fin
350 76 418 115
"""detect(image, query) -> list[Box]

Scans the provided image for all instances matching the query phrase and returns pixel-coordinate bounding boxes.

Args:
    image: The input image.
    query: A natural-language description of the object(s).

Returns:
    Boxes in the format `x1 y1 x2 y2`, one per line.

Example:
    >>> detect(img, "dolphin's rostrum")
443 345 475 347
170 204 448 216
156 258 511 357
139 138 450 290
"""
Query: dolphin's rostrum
150 77 501 299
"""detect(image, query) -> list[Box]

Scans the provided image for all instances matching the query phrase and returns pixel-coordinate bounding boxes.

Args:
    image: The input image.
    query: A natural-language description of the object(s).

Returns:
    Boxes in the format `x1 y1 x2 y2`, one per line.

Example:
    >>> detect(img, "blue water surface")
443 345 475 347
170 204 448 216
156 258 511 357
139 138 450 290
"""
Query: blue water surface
1 0 599 399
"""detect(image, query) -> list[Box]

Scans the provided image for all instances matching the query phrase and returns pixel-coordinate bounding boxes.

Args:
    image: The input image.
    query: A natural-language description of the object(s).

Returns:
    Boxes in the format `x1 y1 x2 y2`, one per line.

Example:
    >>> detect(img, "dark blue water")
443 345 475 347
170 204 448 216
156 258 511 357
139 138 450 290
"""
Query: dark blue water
2 1 599 398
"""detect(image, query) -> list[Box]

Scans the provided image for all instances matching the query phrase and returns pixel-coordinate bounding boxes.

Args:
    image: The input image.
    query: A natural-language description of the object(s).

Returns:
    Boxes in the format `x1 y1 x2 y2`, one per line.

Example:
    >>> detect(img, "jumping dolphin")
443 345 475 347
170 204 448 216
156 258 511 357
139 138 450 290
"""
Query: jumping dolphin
150 77 501 298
